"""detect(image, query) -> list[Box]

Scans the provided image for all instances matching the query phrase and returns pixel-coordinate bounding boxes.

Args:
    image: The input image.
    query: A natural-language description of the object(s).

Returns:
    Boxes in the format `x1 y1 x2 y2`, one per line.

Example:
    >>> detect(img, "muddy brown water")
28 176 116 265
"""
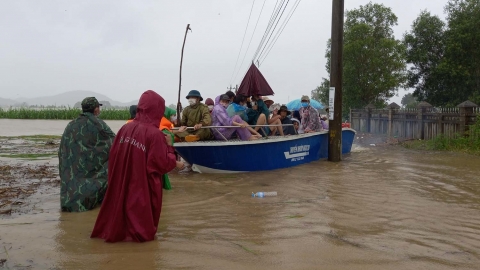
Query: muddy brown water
1 120 480 269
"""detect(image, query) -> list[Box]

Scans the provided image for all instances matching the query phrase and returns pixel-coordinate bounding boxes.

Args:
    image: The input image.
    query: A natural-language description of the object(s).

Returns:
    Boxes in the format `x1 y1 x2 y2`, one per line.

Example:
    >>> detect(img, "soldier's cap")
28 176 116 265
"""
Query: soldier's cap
81 97 102 111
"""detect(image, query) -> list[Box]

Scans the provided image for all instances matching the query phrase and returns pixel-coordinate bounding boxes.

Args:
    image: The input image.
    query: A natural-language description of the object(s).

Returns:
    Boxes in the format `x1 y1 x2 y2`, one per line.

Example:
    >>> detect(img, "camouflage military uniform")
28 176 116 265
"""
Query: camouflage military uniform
58 97 115 212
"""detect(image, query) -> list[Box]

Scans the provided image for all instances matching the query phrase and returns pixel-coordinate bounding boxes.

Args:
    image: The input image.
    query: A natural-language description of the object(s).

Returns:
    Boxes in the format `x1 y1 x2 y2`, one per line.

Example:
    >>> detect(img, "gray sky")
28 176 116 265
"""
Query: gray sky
0 0 448 107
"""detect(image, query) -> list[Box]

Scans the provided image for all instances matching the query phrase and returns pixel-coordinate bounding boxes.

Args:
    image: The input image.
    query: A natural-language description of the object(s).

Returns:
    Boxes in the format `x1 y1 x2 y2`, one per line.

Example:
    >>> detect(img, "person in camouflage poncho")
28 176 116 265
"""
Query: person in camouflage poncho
58 97 115 212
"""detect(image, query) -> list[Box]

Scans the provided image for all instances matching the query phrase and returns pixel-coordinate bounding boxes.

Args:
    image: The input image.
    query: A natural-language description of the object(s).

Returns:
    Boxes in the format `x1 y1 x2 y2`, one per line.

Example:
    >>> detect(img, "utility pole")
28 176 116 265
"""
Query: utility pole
227 84 239 94
328 0 344 162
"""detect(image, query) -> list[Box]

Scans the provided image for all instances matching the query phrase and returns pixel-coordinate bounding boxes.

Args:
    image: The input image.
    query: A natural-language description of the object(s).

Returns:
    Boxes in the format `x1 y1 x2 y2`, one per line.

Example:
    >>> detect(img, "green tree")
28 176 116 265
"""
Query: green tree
403 11 446 102
401 93 418 108
311 78 330 105
314 2 407 117
442 0 480 105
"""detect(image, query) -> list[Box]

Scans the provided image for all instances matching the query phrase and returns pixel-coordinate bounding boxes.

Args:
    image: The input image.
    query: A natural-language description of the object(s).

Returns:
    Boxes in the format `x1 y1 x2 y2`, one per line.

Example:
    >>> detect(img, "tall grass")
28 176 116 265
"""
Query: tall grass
428 119 480 152
419 118 480 154
0 107 130 120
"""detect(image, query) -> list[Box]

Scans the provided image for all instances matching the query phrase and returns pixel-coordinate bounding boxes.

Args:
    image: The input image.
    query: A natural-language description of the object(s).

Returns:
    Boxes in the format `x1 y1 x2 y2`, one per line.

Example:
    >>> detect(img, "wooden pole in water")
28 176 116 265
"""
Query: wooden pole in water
328 0 344 162
177 24 191 126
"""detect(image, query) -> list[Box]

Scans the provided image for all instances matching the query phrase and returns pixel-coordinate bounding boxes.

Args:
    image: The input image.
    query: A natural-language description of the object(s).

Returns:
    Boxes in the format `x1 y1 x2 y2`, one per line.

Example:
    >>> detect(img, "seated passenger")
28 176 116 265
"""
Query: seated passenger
262 96 274 109
177 90 213 142
205 98 215 113
299 95 321 133
320 115 329 130
227 94 249 122
225 90 236 103
160 107 187 143
249 95 284 136
126 105 137 124
212 94 261 141
292 110 301 122
278 105 296 135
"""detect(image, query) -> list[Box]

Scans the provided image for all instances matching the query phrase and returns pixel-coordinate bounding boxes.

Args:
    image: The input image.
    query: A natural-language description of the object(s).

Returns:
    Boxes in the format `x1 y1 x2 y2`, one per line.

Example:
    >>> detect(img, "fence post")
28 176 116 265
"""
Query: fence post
457 100 478 137
365 104 375 133
386 102 400 137
416 101 433 140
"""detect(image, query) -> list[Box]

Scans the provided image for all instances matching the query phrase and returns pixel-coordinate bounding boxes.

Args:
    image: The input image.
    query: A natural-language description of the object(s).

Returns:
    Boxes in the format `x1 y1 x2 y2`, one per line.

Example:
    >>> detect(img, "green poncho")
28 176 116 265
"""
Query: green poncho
161 107 177 190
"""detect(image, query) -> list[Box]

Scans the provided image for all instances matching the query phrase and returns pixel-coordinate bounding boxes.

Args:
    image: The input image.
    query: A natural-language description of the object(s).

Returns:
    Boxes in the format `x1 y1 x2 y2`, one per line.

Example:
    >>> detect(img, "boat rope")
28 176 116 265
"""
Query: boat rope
229 0 257 86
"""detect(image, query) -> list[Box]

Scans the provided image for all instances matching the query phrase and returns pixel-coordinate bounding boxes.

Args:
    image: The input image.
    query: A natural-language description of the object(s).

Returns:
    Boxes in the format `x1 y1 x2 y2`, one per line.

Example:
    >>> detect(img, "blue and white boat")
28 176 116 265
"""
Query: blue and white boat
174 128 356 173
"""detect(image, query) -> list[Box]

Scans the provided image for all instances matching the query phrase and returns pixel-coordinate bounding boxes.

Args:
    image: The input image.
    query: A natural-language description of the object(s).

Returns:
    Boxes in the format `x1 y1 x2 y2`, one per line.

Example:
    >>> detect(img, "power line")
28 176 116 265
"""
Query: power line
256 0 291 63
259 0 302 65
229 0 257 85
251 0 284 62
232 0 267 83
252 0 284 61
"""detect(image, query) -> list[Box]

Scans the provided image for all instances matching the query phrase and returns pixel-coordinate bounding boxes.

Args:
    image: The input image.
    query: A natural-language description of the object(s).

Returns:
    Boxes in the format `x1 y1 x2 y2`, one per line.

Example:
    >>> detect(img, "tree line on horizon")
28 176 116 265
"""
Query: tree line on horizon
311 0 480 118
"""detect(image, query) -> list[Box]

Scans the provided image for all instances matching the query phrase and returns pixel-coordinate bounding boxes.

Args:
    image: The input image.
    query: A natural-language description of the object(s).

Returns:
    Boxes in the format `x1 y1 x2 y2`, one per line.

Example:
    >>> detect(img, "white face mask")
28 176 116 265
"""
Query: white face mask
170 116 177 122
208 105 214 110
188 98 197 105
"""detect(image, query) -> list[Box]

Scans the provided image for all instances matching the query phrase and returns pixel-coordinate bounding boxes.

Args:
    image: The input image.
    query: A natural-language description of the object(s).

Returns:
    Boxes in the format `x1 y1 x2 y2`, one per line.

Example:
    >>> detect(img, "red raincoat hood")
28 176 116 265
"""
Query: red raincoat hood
135 90 165 128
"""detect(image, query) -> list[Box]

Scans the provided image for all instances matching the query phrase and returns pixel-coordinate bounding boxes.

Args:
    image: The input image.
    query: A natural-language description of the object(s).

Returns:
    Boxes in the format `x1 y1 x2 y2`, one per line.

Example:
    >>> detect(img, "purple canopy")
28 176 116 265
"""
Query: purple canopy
237 63 275 96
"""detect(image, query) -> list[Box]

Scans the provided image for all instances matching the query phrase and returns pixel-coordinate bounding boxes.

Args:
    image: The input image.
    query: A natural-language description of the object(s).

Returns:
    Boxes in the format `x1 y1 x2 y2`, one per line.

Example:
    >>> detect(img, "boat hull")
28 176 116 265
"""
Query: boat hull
174 128 356 173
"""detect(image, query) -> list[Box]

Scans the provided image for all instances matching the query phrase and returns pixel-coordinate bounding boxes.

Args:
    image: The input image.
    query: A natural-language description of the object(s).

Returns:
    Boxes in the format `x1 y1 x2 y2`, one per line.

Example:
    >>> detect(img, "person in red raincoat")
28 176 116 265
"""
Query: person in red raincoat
91 90 183 242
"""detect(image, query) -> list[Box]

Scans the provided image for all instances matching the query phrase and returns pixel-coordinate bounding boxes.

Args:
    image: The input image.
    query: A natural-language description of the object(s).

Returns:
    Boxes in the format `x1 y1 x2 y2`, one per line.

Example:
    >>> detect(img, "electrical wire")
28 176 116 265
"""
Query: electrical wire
229 0 257 85
256 0 291 63
259 0 302 65
232 0 268 83
251 0 284 61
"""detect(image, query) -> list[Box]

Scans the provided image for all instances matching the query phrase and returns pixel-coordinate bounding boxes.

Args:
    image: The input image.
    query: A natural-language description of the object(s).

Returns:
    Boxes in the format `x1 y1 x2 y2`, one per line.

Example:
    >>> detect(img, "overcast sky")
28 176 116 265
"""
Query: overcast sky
0 0 448 106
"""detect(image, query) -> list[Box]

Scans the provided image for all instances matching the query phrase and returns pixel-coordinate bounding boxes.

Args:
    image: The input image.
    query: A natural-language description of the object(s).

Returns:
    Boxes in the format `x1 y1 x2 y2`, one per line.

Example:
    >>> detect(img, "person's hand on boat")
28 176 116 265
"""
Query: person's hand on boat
194 123 202 130
176 161 185 170
178 126 187 132
270 115 281 122
233 121 247 128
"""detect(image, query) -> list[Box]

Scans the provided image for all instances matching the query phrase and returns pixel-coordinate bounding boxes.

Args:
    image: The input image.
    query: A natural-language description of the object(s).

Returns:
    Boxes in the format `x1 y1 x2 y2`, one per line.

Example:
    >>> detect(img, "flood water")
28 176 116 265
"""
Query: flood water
1 120 480 269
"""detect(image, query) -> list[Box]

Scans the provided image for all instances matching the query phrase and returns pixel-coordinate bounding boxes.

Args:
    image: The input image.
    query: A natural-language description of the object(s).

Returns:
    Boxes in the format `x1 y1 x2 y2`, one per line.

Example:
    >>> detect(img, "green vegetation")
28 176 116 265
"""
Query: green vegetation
312 2 407 117
312 0 480 110
401 93 419 109
0 107 129 120
404 0 480 106
402 119 480 155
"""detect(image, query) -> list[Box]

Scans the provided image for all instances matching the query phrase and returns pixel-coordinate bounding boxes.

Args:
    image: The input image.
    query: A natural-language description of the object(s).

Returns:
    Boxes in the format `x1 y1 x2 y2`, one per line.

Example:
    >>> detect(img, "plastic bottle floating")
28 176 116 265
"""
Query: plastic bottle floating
252 191 277 198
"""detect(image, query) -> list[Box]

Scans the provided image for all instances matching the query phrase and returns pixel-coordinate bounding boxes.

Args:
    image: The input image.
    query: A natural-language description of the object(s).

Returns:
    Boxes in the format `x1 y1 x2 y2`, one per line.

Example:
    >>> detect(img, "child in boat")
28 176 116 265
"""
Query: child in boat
212 94 261 141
